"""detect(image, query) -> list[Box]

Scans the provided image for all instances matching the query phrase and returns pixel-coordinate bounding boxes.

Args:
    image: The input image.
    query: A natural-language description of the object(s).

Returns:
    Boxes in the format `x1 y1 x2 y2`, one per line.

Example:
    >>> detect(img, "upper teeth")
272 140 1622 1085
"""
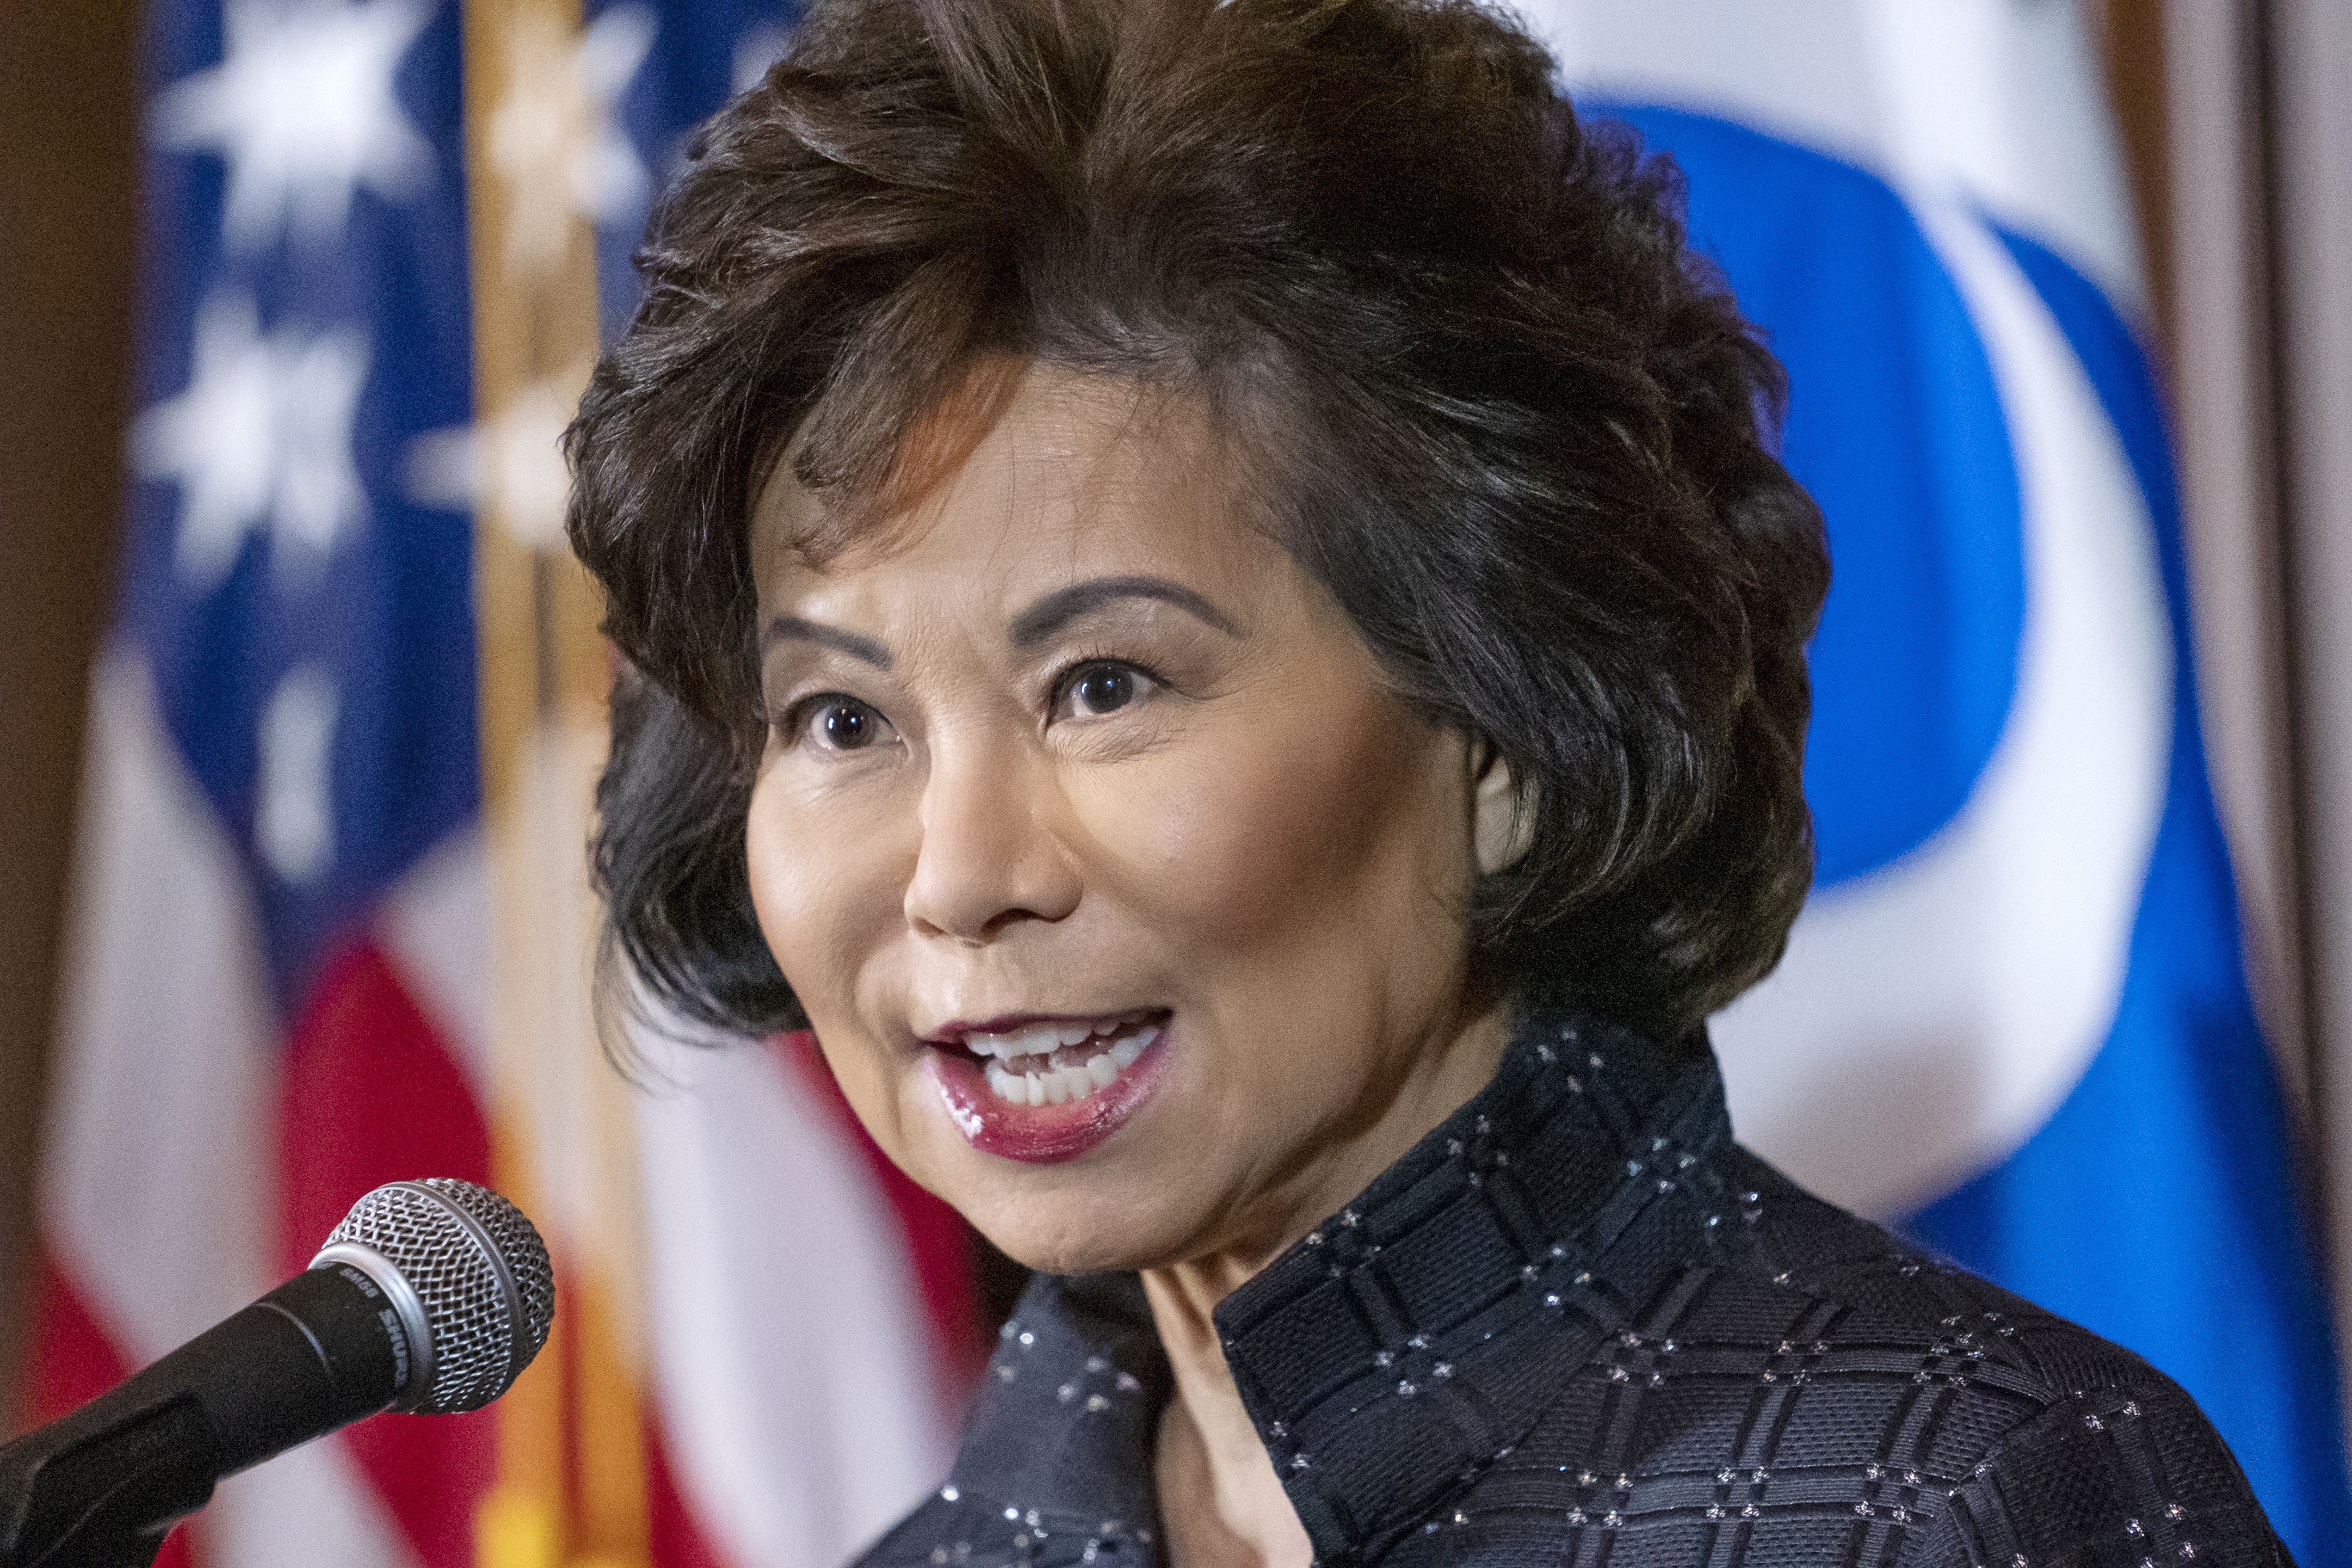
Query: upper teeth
976 1025 1158 1108
965 1015 1141 1061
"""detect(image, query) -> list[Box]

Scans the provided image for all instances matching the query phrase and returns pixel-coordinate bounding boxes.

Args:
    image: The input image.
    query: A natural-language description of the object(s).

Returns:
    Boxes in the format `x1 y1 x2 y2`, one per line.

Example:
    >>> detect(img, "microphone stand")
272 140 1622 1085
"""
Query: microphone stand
0 1274 380 1568
0 1373 218 1568
4 1178 550 1567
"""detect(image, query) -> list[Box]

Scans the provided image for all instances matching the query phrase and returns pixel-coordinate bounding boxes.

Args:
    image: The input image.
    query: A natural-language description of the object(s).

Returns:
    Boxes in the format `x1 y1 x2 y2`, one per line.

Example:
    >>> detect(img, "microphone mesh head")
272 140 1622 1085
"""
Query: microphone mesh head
325 1178 556 1414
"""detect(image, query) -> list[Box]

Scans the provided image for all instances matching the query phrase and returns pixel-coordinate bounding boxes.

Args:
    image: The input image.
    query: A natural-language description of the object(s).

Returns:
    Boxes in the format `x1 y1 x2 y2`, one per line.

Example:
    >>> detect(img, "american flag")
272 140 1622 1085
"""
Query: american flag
23 3 978 1565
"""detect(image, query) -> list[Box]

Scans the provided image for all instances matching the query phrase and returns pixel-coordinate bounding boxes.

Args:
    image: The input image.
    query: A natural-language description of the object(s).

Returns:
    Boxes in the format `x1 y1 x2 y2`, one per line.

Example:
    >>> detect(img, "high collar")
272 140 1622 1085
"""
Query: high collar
948 1004 1738 1565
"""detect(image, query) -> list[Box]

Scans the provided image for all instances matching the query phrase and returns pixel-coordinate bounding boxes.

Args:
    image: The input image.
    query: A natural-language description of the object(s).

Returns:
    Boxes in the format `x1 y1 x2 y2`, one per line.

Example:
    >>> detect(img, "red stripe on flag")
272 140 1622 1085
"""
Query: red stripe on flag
772 1031 989 1395
279 938 496 1568
21 1244 124 1429
645 1407 734 1568
277 939 492 1271
20 1245 197 1568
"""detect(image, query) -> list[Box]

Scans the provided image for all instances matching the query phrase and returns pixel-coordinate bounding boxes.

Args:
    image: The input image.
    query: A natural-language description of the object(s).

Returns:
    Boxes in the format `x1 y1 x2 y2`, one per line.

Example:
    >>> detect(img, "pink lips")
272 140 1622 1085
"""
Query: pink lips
922 1024 1167 1164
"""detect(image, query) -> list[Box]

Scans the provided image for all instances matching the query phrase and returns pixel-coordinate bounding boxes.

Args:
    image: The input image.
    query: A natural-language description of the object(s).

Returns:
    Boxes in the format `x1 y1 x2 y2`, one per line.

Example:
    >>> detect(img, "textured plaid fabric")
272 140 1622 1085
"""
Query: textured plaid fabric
858 1006 2292 1567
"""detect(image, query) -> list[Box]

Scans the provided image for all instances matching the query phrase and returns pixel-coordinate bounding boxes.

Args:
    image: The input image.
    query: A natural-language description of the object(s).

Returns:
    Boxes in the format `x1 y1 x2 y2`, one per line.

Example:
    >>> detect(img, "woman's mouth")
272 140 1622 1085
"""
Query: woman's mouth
965 1012 1161 1106
922 1010 1169 1163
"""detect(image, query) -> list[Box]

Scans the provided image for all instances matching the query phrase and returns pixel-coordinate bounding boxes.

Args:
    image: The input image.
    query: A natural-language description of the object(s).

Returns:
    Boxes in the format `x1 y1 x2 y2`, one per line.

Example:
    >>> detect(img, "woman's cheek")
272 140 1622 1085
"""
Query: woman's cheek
745 777 822 983
746 774 899 1031
745 777 930 1166
1068 710 1397 947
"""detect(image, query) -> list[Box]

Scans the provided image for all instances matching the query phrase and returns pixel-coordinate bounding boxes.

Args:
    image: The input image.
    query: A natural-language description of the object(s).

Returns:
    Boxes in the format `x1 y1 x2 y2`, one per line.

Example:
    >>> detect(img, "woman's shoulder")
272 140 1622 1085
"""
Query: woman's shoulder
1617 1143 2294 1566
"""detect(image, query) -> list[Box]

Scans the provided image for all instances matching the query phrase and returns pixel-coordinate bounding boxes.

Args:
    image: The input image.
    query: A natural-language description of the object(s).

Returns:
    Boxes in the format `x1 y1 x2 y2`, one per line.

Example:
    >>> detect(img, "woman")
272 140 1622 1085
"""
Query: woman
566 0 2291 1563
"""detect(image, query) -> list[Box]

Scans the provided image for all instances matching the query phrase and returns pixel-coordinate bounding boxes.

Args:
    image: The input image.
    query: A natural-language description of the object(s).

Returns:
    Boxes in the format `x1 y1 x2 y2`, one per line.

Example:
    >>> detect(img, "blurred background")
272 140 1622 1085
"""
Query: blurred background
3 1 2351 1565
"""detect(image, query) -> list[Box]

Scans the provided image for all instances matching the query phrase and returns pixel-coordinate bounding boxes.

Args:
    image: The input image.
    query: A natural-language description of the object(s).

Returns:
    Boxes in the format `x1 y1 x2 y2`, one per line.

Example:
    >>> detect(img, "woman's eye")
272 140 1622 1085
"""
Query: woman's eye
1059 661 1154 719
799 696 891 752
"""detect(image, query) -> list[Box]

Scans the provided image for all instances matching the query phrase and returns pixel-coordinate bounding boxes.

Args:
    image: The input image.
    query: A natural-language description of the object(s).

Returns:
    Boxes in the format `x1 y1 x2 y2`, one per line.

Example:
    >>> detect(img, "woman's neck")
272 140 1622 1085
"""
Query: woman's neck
1140 1262 1313 1568
1135 997 1514 1564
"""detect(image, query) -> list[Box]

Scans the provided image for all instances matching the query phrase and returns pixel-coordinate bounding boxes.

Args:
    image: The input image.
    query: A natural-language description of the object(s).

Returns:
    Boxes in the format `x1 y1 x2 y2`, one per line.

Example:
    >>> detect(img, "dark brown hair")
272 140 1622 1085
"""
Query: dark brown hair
566 0 1830 1046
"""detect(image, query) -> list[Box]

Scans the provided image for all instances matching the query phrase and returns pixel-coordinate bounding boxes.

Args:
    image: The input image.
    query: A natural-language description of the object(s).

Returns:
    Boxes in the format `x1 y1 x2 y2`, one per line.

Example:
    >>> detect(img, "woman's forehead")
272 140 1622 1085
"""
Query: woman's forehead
751 362 1252 614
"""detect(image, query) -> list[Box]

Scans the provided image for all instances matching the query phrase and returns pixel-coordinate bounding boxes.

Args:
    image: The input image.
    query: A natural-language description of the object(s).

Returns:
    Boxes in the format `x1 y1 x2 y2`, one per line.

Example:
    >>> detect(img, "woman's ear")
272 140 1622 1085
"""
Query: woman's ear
1471 738 1536 875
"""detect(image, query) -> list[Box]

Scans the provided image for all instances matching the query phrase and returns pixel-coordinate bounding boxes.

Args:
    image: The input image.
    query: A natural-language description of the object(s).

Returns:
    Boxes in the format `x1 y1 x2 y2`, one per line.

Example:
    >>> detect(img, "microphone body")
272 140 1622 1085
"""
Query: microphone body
0 1178 552 1568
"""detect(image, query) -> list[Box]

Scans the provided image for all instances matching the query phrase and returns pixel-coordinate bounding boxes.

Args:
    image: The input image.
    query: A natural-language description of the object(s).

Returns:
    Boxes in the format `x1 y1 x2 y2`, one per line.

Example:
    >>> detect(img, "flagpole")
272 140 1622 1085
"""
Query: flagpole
460 1 650 1565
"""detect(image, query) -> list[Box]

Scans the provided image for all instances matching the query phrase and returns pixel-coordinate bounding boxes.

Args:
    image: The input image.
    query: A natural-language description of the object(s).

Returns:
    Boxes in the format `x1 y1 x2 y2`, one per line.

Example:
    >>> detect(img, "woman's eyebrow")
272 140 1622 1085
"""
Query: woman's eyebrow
759 616 893 669
1008 576 1239 650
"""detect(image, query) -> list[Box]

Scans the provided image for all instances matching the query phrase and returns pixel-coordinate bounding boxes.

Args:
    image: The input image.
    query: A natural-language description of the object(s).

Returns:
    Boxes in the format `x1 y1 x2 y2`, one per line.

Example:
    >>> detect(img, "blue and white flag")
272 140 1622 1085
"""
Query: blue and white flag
1519 3 2346 1560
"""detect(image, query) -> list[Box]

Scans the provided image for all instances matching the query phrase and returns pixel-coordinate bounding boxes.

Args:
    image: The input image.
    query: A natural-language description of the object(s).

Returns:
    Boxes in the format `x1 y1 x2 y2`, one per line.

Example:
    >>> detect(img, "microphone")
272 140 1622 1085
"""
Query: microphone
0 1178 554 1568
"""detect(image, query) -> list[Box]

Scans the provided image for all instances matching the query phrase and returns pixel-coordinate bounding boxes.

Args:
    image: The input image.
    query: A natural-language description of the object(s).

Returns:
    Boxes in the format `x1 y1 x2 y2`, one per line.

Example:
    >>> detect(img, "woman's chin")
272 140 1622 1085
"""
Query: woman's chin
943 1164 1203 1276
980 1223 1166 1280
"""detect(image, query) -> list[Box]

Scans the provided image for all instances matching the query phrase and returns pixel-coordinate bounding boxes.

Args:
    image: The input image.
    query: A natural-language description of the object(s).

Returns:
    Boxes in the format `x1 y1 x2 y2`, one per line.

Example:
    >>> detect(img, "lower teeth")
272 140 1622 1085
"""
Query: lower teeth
983 1028 1156 1107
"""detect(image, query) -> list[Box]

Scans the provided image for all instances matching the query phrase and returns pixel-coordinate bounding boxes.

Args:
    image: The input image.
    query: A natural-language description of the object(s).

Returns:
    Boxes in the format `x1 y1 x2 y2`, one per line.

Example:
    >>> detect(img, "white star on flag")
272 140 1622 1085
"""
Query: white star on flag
404 372 586 548
135 291 372 593
153 0 437 254
257 664 341 881
488 3 658 279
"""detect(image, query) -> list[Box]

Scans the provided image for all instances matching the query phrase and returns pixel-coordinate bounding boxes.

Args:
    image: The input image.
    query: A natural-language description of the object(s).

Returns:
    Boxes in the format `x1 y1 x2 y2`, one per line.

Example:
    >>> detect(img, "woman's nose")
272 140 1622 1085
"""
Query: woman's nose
903 742 1082 943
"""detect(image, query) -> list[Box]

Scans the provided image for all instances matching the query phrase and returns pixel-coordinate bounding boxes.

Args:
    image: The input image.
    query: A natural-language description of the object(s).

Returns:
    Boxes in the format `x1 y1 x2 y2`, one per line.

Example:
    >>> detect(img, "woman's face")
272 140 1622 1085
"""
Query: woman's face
746 363 1508 1275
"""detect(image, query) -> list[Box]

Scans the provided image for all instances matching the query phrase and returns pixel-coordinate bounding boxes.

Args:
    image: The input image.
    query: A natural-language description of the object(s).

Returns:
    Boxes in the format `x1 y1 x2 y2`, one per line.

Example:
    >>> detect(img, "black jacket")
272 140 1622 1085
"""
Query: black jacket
857 1004 2292 1566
